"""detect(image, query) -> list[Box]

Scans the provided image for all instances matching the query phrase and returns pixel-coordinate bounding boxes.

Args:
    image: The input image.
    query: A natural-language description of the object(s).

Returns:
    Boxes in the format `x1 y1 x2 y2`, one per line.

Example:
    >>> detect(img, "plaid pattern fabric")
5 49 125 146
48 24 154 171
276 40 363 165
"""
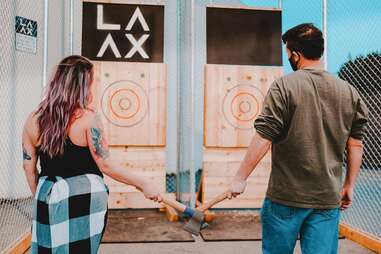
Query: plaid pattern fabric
31 174 109 254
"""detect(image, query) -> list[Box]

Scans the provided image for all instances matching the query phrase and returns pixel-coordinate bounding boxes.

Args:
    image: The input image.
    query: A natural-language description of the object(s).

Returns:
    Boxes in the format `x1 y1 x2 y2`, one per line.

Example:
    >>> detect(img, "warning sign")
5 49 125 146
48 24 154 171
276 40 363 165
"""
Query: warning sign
15 16 37 54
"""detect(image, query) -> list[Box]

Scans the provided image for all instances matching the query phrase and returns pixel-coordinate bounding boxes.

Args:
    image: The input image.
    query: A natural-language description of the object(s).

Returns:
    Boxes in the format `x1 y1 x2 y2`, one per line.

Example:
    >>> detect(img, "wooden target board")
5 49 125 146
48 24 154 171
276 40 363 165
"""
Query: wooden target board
92 62 166 146
91 63 167 208
202 64 283 209
204 64 283 148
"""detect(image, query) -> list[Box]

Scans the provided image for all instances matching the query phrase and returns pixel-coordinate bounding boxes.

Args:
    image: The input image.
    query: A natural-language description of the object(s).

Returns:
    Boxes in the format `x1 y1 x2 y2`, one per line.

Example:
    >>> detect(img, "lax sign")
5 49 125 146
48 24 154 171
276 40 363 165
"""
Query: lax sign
82 3 164 62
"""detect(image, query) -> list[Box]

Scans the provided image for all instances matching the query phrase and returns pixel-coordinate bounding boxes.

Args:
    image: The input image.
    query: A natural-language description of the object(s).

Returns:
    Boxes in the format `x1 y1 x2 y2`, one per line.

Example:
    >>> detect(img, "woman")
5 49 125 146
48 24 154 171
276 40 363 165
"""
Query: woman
22 55 162 253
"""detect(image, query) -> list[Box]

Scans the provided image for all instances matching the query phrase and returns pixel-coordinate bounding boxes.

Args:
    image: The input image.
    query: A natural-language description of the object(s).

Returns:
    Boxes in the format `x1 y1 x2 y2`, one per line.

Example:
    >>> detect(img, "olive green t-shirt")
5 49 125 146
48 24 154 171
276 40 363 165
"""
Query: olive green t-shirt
254 67 368 209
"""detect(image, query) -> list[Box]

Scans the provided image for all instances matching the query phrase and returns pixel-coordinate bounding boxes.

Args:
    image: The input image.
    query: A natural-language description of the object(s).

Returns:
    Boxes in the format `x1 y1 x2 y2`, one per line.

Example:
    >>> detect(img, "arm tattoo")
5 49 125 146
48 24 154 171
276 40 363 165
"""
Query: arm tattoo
91 127 110 159
22 144 32 161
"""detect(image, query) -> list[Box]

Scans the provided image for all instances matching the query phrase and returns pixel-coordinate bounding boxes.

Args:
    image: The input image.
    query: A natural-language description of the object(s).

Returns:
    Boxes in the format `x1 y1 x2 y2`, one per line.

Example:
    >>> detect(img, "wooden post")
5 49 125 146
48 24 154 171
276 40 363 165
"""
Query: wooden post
4 232 31 254
339 222 381 253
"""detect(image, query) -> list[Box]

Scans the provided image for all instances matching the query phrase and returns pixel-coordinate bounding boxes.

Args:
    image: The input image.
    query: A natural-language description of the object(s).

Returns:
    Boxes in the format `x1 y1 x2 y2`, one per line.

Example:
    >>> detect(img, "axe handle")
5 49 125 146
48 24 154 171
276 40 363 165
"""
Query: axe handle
200 190 230 212
161 197 187 212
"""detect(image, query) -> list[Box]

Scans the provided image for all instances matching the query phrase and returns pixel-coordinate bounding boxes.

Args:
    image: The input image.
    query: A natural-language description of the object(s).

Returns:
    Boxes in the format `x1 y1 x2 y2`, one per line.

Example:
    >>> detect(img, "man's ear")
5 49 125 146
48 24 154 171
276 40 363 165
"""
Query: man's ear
291 51 300 62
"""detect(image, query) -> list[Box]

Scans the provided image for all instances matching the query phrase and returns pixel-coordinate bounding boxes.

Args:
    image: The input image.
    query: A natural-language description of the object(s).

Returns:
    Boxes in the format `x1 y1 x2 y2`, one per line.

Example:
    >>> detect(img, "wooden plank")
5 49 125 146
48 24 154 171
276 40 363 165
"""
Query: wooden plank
112 160 166 171
109 146 166 161
83 0 165 5
105 176 166 193
4 232 31 254
103 165 165 177
204 64 283 147
206 3 281 11
339 223 381 253
204 161 271 177
92 62 166 146
203 177 269 193
202 180 268 208
103 155 166 176
203 196 267 208
204 198 265 209
108 192 175 209
203 191 267 199
203 147 272 163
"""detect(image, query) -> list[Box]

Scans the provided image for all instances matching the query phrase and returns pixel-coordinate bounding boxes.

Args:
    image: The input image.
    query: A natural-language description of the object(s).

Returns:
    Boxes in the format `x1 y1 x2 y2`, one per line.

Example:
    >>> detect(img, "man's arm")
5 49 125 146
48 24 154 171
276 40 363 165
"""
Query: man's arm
341 89 368 210
229 80 287 198
229 133 271 198
341 137 364 210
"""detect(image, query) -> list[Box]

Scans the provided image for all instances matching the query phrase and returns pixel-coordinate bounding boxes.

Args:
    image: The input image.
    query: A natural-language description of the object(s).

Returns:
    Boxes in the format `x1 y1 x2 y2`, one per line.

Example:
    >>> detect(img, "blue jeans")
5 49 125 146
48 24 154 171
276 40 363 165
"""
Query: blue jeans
261 198 340 254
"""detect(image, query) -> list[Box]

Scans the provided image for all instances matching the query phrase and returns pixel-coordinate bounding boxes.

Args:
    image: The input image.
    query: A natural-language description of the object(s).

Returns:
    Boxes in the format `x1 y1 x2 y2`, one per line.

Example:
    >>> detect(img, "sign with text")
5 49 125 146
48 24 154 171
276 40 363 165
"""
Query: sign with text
82 2 164 62
15 16 37 54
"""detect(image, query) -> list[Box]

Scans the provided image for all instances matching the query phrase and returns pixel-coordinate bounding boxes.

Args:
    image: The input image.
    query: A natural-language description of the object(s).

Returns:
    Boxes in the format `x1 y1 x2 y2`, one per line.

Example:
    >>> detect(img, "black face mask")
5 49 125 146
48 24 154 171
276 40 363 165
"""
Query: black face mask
288 53 299 71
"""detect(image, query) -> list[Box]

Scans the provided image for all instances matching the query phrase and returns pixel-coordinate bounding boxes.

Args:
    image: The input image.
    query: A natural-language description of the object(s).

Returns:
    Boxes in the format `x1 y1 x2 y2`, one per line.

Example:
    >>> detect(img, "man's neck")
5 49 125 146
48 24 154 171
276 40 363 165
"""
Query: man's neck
299 59 323 70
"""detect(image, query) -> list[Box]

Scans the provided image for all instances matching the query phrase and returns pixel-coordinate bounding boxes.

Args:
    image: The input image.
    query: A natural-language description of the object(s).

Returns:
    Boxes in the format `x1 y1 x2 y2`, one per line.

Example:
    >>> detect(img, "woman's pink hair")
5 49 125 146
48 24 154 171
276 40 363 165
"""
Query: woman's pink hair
36 55 94 157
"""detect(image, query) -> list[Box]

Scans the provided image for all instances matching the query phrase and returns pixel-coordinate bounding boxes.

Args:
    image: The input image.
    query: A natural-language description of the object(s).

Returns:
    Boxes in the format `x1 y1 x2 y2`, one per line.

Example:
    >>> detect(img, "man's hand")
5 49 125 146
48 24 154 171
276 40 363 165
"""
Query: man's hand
227 178 247 199
341 185 354 210
227 133 271 199
341 137 363 211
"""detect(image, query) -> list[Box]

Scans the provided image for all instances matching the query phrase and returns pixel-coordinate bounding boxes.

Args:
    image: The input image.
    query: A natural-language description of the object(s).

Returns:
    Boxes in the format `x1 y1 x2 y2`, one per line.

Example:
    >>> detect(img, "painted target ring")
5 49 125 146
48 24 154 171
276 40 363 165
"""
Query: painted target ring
222 84 264 130
101 80 149 127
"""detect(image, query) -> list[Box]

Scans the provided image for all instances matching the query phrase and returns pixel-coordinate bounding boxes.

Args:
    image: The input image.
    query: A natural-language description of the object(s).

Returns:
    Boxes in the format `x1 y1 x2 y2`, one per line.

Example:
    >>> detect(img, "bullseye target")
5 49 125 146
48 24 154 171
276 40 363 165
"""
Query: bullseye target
222 84 264 130
101 80 149 127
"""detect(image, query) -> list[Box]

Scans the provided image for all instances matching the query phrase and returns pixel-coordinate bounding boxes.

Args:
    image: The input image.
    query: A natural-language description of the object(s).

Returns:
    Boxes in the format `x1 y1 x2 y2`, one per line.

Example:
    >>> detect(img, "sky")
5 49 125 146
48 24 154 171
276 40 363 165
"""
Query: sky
239 0 381 74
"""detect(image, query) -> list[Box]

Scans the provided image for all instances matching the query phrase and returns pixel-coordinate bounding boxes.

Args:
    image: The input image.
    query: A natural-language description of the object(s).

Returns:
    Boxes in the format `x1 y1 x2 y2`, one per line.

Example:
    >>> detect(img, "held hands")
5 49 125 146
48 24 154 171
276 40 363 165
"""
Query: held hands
227 177 247 199
341 184 354 210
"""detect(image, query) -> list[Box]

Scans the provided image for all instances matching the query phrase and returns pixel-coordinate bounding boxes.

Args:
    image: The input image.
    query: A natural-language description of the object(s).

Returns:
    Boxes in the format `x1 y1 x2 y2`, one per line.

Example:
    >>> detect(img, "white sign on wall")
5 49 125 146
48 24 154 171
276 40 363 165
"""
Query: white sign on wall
15 16 37 54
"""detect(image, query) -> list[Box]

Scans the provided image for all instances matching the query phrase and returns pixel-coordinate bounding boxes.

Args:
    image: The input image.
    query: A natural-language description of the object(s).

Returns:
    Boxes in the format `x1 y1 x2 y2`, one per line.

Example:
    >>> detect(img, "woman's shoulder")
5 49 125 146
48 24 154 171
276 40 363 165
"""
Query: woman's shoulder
77 109 100 128
67 109 99 145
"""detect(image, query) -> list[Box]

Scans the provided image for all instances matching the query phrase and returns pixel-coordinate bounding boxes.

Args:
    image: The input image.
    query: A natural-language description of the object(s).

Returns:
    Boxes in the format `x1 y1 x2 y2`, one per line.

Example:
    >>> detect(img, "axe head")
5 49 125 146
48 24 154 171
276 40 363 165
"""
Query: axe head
183 210 205 236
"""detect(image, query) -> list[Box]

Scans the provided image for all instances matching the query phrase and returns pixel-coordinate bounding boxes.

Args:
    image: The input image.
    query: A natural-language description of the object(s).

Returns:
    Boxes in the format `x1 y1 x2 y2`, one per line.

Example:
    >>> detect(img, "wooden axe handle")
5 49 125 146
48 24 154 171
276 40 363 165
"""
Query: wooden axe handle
200 190 231 212
161 197 187 213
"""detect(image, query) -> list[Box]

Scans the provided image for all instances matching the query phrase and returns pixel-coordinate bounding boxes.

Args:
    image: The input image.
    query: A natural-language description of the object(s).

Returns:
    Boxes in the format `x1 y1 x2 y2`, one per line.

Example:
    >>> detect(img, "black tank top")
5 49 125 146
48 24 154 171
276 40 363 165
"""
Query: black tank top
38 138 103 178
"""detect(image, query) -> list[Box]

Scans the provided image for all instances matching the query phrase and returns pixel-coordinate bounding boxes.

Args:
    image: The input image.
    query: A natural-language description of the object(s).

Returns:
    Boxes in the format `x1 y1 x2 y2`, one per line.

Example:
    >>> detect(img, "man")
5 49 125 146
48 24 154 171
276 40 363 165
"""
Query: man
228 23 368 254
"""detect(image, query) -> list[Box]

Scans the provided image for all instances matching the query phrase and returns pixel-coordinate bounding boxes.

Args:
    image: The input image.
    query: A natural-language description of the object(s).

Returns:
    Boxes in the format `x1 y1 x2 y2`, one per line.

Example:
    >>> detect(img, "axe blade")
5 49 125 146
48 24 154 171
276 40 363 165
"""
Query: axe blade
183 210 205 236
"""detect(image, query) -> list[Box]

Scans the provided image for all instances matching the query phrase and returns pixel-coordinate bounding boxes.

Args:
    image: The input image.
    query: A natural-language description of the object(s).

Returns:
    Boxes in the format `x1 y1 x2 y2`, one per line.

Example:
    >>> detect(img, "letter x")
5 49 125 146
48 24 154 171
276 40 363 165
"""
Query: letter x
125 34 150 59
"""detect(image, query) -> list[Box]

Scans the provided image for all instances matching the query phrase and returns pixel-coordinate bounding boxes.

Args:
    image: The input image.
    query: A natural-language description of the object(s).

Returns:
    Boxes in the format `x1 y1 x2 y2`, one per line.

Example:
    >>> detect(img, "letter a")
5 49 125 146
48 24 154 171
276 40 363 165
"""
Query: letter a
97 34 121 58
125 7 149 31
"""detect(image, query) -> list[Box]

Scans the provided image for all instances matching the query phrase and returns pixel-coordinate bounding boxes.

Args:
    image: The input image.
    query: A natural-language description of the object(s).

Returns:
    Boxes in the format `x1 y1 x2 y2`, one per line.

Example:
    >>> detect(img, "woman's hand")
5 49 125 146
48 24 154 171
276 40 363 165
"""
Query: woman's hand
141 183 163 202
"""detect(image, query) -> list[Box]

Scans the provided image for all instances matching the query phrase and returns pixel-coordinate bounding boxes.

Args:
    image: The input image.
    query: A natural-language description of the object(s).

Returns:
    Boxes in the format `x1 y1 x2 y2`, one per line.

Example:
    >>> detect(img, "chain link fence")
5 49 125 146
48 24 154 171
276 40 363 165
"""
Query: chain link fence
328 0 381 241
0 1 45 253
0 0 74 252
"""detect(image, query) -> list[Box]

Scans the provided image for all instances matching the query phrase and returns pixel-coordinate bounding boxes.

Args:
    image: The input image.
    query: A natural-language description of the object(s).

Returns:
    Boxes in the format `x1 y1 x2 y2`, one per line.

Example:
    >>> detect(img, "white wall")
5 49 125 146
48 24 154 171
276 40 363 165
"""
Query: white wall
0 0 45 198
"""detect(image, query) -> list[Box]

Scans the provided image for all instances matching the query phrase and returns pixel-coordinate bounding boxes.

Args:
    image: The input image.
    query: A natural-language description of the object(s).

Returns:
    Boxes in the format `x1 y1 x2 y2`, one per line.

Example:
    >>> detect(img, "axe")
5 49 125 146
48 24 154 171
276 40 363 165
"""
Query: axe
161 190 231 236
